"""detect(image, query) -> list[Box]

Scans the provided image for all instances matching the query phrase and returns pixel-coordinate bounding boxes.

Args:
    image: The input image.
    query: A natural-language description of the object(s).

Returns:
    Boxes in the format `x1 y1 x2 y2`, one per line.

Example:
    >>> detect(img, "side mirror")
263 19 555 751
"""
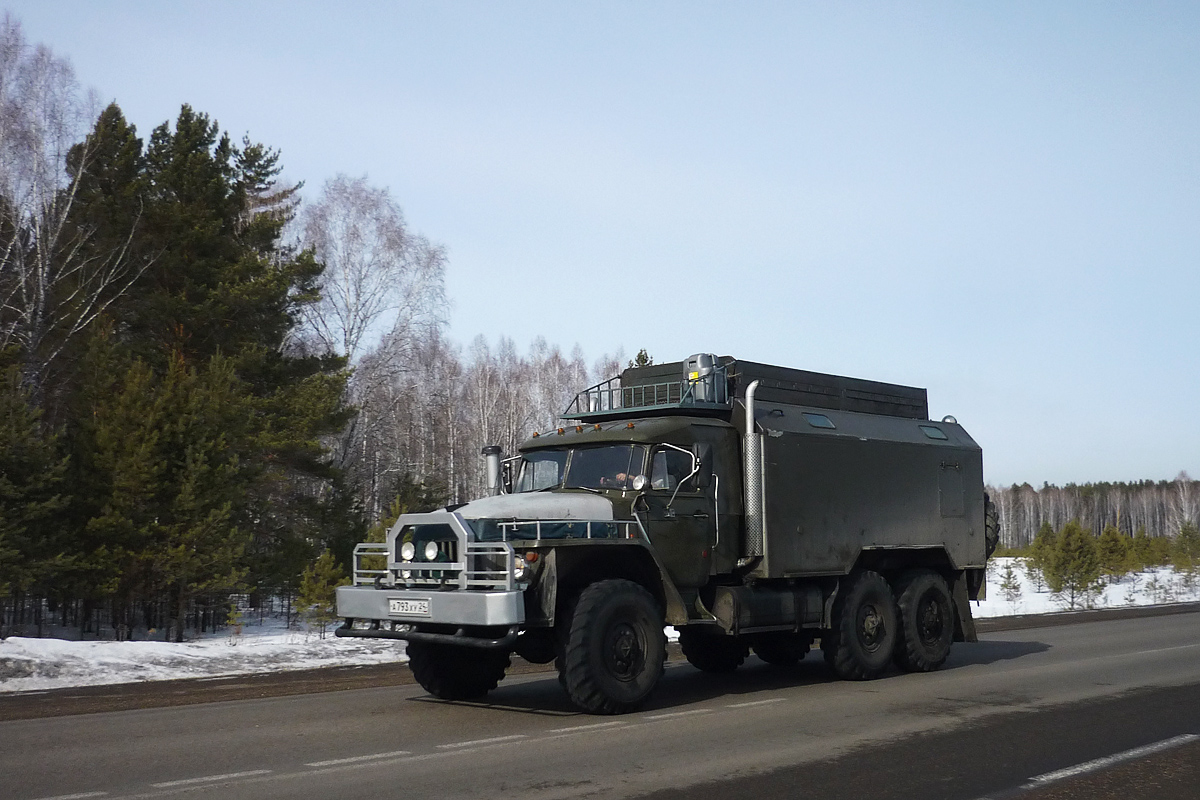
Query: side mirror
501 460 514 493
691 442 713 489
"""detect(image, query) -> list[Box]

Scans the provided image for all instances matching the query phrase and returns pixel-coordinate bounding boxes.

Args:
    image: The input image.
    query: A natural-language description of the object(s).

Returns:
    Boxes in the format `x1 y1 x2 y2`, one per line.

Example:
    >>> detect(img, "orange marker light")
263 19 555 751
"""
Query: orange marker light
626 422 635 429
575 425 583 433
524 551 539 563
594 424 601 430
557 428 565 435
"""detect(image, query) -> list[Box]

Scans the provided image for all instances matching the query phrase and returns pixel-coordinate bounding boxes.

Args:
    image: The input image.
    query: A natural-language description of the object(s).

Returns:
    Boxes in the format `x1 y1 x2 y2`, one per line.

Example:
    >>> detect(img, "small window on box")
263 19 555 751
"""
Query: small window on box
919 425 949 440
802 412 836 429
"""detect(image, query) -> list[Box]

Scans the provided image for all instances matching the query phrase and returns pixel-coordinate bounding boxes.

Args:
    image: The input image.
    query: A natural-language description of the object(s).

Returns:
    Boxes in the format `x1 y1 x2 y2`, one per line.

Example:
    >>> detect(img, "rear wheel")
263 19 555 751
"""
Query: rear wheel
822 570 898 680
561 579 665 714
752 633 811 666
407 641 510 700
893 570 953 672
680 627 749 673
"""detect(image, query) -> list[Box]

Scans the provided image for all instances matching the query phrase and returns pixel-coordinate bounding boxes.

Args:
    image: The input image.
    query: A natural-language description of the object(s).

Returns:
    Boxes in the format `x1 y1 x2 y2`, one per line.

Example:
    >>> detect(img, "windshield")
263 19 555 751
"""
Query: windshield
568 445 646 489
515 445 648 492
515 450 568 492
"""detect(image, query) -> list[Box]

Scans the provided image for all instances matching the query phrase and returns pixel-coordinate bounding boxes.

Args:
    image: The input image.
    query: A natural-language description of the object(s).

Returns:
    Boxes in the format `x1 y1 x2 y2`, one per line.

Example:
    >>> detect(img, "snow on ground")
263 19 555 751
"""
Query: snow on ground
3 559 1197 694
974 558 1199 617
0 618 408 694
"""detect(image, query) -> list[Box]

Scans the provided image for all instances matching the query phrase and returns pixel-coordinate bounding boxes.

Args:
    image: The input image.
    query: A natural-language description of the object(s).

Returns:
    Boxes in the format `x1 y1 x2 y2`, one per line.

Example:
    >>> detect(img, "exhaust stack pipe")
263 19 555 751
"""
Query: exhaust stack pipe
743 380 764 557
482 445 502 496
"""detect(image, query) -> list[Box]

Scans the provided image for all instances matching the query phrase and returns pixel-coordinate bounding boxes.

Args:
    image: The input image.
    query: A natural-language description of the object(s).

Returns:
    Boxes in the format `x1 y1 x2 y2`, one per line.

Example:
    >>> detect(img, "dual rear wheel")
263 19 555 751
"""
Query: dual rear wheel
823 568 953 679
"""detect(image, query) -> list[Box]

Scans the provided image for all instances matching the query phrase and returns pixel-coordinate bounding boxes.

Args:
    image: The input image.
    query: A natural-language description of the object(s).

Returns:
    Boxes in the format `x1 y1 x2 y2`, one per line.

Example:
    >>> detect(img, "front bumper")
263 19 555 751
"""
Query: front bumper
336 585 525 628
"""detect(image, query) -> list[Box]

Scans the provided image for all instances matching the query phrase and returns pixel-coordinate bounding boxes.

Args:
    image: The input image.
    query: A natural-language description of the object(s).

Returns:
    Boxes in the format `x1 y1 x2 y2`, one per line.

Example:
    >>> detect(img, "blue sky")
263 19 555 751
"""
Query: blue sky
8 2 1199 486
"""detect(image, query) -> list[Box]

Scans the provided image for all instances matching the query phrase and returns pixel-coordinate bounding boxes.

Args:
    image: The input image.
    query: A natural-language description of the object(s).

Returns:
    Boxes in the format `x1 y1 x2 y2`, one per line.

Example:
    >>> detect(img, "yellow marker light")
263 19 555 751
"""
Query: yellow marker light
594 424 601 430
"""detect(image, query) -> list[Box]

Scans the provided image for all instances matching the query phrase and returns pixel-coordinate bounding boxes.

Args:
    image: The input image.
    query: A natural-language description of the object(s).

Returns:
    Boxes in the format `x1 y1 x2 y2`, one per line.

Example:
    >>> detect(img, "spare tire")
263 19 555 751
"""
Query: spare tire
984 492 1000 558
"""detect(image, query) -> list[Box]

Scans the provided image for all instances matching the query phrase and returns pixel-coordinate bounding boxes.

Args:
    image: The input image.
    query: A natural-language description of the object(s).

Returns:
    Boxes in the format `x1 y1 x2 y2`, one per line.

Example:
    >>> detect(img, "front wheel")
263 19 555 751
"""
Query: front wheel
561 579 665 714
823 570 898 680
407 641 510 700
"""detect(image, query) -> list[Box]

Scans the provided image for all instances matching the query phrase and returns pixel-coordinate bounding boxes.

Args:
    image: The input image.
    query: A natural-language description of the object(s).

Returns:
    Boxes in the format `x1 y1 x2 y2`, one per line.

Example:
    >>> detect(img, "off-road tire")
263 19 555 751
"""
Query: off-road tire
892 570 954 672
984 492 1001 558
561 579 666 714
822 570 899 680
679 627 750 673
752 633 811 666
407 641 511 700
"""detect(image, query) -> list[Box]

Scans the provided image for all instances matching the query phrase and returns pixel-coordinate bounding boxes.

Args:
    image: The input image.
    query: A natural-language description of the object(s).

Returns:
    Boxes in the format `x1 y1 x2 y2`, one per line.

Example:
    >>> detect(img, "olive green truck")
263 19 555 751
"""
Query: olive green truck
336 354 999 713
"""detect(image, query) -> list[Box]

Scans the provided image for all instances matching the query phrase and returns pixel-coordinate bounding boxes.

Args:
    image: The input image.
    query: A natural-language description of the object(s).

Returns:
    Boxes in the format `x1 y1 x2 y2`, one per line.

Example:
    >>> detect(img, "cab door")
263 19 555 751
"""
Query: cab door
641 446 714 589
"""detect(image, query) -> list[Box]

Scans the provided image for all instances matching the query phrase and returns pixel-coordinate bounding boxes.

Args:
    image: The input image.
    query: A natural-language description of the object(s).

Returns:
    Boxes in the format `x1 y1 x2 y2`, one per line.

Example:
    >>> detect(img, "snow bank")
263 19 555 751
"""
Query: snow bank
973 558 1200 618
3 560 1197 694
0 619 407 693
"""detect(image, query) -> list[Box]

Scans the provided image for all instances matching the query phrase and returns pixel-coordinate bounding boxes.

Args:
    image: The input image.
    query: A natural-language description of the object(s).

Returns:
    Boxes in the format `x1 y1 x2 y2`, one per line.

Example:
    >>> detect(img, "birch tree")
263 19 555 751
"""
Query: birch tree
300 174 445 366
0 18 147 399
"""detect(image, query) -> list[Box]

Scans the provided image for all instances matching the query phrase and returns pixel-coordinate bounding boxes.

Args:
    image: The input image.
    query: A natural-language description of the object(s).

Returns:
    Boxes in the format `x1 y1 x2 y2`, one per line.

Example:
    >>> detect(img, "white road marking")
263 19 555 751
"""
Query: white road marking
30 793 108 800
436 734 527 749
1022 733 1199 788
644 709 712 720
305 750 412 767
726 698 786 708
150 769 273 788
547 720 626 734
1137 643 1200 656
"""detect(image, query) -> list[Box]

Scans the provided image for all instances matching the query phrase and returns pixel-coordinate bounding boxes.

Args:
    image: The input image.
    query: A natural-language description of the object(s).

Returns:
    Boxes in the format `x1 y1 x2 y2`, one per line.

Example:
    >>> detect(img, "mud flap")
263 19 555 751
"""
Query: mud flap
951 572 978 643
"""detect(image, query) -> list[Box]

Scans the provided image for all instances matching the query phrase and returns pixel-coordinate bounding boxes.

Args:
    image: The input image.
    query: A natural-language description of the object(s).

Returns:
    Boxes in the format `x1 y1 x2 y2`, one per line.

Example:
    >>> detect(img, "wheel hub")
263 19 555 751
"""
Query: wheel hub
858 604 887 652
917 592 944 645
604 622 645 682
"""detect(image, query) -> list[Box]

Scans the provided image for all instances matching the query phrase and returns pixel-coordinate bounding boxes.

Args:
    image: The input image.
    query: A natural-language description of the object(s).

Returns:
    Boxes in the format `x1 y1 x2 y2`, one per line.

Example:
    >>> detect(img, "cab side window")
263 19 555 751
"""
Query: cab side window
650 449 696 492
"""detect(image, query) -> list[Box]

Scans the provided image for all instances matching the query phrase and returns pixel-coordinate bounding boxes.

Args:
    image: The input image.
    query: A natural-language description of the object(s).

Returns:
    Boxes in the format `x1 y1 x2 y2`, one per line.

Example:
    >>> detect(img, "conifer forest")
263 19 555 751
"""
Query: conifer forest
1 16 1196 641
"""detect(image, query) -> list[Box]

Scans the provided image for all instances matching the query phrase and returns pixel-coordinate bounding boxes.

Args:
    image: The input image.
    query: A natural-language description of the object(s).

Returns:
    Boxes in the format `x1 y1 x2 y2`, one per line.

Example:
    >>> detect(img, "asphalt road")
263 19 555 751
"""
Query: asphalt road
2 609 1198 800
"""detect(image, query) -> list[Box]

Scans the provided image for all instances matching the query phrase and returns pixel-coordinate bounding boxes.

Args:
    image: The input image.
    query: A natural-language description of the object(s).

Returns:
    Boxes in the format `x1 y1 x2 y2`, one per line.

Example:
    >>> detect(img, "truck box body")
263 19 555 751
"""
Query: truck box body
754 405 985 577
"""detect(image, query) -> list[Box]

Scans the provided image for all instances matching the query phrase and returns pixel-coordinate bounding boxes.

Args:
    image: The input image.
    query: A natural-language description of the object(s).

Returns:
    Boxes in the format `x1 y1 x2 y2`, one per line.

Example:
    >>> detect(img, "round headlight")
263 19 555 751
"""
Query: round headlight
512 560 527 582
423 541 440 561
400 541 416 561
400 569 412 580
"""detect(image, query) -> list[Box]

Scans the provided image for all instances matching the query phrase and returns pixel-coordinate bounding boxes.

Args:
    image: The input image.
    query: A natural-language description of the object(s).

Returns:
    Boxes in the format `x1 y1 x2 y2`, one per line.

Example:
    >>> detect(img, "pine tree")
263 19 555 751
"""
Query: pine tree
999 561 1023 607
0 361 69 606
297 551 349 638
1097 525 1131 581
1027 522 1058 592
1048 520 1103 610
628 349 653 368
1174 522 1200 575
1148 534 1173 567
1131 527 1154 572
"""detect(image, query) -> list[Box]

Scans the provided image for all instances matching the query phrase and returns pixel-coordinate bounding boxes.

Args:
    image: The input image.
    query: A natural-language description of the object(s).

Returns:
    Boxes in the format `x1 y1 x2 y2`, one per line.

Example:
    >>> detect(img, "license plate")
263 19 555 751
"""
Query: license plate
389 598 430 617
